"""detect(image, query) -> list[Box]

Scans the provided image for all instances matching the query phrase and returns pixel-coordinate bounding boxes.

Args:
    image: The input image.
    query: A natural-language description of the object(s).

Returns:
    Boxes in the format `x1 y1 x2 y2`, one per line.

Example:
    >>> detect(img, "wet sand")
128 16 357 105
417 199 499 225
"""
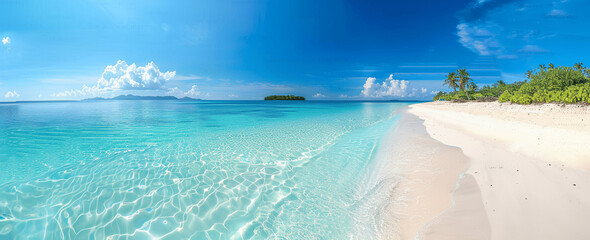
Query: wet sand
396 101 590 239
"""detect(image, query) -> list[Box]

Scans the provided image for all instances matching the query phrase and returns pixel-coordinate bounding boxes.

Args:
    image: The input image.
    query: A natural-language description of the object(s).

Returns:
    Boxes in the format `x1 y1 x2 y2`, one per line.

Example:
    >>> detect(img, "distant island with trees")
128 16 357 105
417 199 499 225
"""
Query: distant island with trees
434 63 590 104
264 95 305 100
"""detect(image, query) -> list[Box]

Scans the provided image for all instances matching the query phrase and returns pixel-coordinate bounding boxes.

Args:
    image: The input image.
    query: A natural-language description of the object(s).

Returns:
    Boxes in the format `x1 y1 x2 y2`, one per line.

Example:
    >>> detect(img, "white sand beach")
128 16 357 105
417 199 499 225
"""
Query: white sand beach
393 101 590 239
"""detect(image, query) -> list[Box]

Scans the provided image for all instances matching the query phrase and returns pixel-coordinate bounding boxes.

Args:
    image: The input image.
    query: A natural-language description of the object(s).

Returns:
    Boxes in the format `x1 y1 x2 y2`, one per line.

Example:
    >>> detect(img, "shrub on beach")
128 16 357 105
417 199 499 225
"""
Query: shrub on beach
501 65 590 104
437 63 590 105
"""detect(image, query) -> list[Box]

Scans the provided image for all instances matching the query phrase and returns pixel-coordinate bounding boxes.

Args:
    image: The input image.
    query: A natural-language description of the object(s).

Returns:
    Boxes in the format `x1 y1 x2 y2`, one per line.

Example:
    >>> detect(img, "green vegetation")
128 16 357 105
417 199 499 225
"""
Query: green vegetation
264 95 306 100
434 63 590 104
435 68 479 101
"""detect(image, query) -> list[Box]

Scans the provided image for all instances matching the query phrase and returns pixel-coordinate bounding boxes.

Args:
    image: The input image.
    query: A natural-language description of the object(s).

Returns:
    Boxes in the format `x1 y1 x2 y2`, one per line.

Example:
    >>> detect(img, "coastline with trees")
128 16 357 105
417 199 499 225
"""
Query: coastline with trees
408 63 590 240
434 63 590 104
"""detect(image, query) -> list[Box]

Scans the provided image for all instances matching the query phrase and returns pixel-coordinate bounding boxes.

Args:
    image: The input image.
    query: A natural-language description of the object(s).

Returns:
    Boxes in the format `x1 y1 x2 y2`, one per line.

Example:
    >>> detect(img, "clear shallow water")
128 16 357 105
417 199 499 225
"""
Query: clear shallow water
0 100 411 239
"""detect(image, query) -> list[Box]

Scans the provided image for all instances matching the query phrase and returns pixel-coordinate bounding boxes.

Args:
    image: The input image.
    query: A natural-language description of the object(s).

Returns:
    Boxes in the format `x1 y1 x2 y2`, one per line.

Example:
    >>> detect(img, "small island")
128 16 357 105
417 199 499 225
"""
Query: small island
264 95 305 100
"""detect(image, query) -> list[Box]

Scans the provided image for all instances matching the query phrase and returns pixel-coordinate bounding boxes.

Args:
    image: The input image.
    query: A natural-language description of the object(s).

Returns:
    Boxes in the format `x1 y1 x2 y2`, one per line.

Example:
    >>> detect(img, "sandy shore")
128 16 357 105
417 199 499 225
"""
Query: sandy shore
397 101 590 239
374 110 489 240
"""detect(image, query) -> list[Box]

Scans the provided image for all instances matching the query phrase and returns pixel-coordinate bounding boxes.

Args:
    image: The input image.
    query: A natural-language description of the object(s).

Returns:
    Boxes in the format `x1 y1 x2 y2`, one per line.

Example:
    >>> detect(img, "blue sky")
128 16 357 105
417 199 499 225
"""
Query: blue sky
1 0 590 101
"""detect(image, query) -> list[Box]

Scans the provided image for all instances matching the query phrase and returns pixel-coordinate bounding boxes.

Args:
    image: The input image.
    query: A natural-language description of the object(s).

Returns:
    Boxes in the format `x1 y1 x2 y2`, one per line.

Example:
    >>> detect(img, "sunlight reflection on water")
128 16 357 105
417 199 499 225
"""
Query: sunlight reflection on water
0 100 411 239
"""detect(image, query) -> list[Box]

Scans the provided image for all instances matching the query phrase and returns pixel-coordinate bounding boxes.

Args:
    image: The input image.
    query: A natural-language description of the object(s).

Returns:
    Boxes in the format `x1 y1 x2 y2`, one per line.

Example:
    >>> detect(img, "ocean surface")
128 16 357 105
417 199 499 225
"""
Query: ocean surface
0 100 413 239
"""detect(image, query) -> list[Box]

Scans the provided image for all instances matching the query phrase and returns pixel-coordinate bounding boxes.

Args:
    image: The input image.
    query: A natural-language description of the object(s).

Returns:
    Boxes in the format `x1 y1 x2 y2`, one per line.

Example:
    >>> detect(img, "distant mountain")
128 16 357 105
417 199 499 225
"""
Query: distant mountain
178 97 198 101
83 94 200 101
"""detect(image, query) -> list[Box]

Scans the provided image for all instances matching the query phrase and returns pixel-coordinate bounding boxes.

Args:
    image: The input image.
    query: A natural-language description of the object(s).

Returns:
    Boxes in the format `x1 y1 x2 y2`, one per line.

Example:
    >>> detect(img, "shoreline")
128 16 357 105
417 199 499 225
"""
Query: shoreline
372 107 489 239
393 101 590 239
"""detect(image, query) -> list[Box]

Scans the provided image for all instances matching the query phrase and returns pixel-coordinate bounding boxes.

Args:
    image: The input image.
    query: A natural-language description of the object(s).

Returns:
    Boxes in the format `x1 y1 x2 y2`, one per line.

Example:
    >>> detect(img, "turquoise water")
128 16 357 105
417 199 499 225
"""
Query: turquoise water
0 100 411 239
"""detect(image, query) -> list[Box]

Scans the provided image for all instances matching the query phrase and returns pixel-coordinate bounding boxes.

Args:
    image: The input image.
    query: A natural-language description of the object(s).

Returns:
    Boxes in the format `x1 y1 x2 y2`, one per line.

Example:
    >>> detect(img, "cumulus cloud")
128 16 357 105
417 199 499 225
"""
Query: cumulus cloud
166 87 183 96
2 37 10 45
312 93 326 98
53 60 176 97
228 94 238 98
4 90 19 98
97 60 175 90
165 85 200 98
361 74 410 98
185 85 200 97
359 74 433 98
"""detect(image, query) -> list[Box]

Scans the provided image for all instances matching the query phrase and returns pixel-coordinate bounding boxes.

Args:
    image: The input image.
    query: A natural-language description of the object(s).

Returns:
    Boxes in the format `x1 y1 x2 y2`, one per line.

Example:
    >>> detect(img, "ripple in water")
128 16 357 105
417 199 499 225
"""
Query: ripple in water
0 101 409 239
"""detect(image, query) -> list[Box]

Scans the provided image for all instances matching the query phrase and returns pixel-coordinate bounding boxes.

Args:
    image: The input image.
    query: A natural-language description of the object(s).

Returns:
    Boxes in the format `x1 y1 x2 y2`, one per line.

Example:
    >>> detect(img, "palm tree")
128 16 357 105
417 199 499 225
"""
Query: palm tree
574 62 584 71
443 72 459 94
539 64 547 71
493 80 506 88
525 70 533 79
467 82 478 92
495 80 507 97
457 68 472 99
548 63 555 69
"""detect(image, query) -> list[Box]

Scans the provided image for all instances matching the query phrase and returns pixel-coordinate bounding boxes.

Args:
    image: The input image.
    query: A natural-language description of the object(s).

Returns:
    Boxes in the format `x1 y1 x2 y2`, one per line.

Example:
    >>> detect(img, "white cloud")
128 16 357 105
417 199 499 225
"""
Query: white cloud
166 87 183 96
456 0 576 59
409 88 418 97
53 60 176 97
185 85 200 97
547 9 568 16
399 65 457 68
2 37 10 45
228 94 238 98
361 74 410 98
172 74 208 81
457 22 503 56
312 93 326 98
165 85 200 98
338 94 349 98
518 45 549 53
497 54 518 59
97 60 175 90
52 85 101 97
421 88 428 94
4 90 19 98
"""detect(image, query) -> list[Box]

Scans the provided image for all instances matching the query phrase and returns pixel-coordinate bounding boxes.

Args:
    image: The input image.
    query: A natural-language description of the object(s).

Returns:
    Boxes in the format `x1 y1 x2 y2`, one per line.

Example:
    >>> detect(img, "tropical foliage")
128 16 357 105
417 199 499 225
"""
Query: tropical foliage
264 95 306 100
434 68 478 101
434 63 590 104
499 63 590 104
443 72 459 94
